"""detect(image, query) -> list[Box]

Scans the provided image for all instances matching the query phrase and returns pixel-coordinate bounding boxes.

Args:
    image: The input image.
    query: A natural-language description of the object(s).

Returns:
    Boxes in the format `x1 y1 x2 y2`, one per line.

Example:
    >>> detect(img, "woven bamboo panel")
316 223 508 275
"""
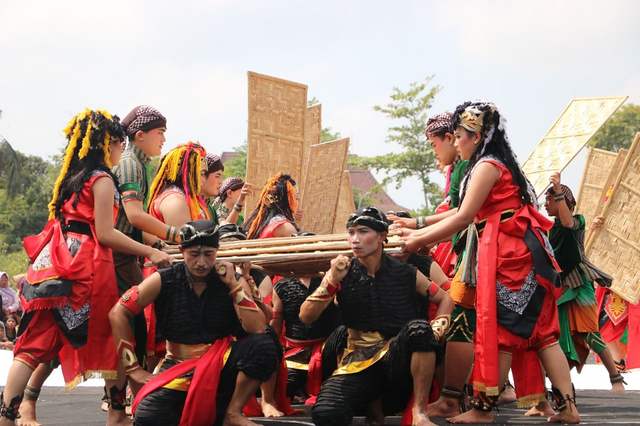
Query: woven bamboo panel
594 149 629 217
333 171 356 234
301 104 322 186
245 71 308 210
575 147 618 226
297 137 350 234
522 96 627 197
586 133 640 304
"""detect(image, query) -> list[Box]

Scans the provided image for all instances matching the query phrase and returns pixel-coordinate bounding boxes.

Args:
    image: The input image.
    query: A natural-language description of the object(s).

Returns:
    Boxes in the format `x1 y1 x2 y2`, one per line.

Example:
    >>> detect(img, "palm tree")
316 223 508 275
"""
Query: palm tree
0 109 23 199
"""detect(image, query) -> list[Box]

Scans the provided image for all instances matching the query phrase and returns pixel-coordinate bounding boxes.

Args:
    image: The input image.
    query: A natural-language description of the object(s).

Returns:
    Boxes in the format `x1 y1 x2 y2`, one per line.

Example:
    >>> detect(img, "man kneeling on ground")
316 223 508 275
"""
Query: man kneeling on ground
109 219 280 426
300 207 454 426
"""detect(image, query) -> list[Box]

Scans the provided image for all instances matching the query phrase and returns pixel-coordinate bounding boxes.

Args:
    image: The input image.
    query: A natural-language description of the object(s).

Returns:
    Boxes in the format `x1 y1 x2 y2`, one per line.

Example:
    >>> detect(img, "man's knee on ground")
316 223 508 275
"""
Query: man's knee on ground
312 396 353 426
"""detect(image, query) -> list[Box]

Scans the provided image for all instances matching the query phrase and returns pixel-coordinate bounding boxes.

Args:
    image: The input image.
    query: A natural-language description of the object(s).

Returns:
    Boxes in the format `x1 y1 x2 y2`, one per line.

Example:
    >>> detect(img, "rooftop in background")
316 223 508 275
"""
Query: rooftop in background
219 152 409 213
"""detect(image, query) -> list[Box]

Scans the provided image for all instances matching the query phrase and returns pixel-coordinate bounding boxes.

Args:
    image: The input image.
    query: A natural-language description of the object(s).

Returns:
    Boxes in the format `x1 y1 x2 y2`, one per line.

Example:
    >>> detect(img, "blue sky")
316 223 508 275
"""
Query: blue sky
1 0 638 210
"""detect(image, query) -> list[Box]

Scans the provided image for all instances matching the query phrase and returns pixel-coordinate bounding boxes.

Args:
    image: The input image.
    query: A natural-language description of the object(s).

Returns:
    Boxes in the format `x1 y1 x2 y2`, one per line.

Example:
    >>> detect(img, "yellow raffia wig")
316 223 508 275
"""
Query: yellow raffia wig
48 109 123 219
147 142 210 220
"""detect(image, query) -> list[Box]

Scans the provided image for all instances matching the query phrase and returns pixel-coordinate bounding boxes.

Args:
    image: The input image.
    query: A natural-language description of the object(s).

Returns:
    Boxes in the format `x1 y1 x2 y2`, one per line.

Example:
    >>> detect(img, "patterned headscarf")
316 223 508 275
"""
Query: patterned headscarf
121 105 167 138
180 219 219 249
217 177 244 203
548 184 577 213
425 112 453 136
346 206 390 232
205 153 224 173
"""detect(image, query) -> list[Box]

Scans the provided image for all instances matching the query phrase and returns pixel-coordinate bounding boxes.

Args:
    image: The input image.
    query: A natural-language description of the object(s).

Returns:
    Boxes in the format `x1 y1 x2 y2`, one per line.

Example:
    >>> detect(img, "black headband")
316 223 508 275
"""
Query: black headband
180 220 219 248
218 223 247 241
346 206 389 232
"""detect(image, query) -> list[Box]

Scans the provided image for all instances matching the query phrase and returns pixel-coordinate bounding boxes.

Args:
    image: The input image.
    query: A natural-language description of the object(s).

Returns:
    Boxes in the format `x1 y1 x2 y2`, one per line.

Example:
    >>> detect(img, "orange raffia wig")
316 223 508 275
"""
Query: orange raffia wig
147 142 210 221
245 173 297 239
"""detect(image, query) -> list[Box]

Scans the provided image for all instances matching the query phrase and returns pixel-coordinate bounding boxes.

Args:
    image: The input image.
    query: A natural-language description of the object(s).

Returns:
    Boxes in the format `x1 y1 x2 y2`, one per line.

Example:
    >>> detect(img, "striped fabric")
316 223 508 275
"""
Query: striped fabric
113 145 151 235
562 217 613 289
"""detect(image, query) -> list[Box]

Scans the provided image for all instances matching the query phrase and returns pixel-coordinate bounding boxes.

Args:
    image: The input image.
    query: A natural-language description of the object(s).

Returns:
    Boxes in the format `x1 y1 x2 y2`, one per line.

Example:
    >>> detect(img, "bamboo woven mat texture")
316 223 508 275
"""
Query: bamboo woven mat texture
523 96 627 197
575 147 618 226
333 170 356 233
302 104 322 182
245 72 308 210
594 148 628 219
587 132 640 304
298 138 350 234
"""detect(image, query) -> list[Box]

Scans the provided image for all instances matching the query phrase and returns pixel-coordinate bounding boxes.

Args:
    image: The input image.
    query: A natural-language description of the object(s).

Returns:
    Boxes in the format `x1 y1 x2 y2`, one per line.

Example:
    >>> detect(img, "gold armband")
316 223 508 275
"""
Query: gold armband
245 276 263 303
229 283 259 311
430 314 451 340
117 340 140 374
307 276 340 302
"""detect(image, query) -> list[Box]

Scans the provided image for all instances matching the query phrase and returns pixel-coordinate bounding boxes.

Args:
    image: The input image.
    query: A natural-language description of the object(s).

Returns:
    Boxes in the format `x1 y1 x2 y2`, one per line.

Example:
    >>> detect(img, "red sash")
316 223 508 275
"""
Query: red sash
132 336 232 426
284 338 325 405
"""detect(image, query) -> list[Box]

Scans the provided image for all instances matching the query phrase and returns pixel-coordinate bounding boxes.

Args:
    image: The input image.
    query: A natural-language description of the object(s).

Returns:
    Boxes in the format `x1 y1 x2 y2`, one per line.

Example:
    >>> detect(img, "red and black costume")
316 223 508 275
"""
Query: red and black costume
132 261 281 426
465 159 562 406
312 254 442 426
19 172 120 389
274 276 342 403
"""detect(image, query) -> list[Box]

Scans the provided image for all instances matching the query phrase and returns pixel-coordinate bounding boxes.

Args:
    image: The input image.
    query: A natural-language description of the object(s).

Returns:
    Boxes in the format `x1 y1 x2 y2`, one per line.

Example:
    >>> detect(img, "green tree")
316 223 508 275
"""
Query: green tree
222 142 248 179
1 154 58 252
0 110 23 199
350 77 443 215
308 97 343 143
590 103 640 152
353 180 388 210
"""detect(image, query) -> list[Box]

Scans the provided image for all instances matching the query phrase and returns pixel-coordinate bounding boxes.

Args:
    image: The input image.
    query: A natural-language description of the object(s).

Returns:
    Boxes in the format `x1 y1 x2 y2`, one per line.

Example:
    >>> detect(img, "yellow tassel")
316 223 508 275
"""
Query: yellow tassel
49 109 117 219
78 120 92 159
49 114 83 218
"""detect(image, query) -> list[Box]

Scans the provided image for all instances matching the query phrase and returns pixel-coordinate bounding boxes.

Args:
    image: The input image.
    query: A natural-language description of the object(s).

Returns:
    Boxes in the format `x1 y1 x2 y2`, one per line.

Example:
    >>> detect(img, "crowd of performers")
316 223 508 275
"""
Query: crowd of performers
0 101 638 426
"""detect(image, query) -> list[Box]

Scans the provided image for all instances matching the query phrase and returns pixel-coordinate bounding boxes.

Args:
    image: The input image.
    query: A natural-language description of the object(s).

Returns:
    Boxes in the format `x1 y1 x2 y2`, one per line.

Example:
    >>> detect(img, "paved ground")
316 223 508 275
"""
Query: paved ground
2 386 639 425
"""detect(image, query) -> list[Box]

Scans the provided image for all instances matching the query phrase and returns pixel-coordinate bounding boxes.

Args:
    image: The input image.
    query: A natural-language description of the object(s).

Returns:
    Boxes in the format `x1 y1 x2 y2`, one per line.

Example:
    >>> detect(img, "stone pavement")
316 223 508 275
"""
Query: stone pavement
2 386 639 425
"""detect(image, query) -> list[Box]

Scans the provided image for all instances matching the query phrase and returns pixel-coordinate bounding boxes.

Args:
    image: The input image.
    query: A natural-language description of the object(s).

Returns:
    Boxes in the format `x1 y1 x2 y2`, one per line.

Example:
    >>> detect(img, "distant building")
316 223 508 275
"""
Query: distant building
220 151 409 213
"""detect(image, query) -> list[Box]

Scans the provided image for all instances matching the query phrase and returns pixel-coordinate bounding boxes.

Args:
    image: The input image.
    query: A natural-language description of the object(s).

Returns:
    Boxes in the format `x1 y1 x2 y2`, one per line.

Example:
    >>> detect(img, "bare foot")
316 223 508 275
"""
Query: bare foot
525 400 555 416
427 397 461 417
446 409 493 424
496 386 517 405
17 398 42 426
547 406 580 424
224 410 261 426
260 400 284 418
413 407 438 426
101 401 109 412
610 381 625 393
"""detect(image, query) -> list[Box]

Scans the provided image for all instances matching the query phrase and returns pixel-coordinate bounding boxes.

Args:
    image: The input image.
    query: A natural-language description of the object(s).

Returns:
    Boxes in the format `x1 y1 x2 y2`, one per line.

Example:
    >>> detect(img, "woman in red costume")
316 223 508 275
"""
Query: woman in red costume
242 173 301 417
244 173 299 240
148 142 210 224
400 101 579 424
0 110 171 426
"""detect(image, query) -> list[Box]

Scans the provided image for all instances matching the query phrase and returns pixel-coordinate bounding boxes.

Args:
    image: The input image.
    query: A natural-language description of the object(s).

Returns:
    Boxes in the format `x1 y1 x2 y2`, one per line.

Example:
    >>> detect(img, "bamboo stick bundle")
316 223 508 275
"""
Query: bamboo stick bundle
155 234 405 277
167 247 403 277
163 230 402 255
